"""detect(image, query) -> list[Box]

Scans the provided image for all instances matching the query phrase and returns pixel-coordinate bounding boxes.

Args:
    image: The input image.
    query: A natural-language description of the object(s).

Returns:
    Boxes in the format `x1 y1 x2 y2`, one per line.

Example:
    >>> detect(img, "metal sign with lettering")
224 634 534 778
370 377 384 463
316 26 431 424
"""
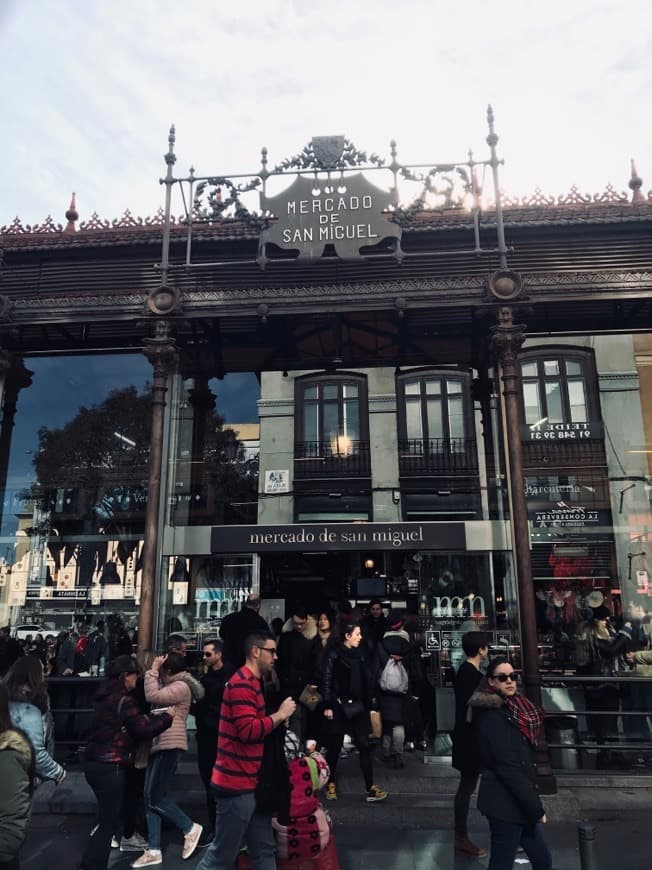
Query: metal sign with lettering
259 174 401 261
521 421 603 442
211 521 465 554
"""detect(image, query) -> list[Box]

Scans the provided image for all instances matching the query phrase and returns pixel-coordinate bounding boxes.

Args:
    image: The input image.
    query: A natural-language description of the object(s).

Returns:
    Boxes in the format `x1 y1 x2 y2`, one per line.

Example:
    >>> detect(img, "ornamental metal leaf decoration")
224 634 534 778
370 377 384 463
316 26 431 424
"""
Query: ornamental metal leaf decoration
192 176 265 228
392 164 473 225
272 137 385 173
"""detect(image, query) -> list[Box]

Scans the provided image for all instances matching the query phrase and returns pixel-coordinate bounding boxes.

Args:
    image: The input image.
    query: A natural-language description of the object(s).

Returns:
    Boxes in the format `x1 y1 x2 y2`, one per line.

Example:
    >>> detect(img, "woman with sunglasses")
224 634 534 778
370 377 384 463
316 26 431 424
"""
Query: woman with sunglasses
468 657 552 870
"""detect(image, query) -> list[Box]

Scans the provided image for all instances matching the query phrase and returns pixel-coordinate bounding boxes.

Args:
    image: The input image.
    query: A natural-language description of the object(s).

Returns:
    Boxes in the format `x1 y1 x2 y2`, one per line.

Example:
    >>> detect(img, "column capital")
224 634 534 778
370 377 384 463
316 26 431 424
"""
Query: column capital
488 305 526 366
143 320 178 378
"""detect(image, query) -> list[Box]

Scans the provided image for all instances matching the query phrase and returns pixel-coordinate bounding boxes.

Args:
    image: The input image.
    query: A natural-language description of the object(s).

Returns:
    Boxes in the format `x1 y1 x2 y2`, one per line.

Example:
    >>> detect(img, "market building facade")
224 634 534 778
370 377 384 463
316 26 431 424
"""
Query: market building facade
1 112 651 774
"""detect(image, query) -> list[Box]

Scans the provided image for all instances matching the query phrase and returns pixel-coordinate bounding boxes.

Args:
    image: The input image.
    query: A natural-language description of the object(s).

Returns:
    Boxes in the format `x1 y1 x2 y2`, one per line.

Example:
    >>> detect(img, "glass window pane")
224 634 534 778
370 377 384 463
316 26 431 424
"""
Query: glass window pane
523 382 541 424
448 395 465 441
342 383 358 398
404 381 420 396
544 360 559 376
303 386 318 400
521 362 538 377
323 402 339 440
545 381 564 423
425 379 441 395
405 399 423 440
566 360 582 376
322 384 337 400
343 400 360 440
568 380 588 422
446 379 462 395
426 398 443 440
303 404 318 442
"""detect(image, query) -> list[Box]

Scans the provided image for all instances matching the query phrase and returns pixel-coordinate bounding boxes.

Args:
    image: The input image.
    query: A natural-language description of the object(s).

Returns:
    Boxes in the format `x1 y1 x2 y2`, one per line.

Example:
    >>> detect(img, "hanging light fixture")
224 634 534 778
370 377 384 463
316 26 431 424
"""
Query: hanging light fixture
171 556 190 583
99 561 121 585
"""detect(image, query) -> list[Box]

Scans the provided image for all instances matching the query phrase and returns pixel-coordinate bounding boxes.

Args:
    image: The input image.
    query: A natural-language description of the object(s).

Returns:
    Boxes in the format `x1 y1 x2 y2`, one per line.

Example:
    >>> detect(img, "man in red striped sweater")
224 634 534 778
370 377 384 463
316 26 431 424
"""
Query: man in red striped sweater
197 630 296 870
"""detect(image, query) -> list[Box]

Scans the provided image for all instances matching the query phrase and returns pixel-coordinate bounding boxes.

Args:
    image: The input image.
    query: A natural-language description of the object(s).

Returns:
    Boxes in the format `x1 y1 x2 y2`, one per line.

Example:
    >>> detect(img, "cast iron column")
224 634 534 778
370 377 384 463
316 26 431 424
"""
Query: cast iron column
140 320 178 651
490 305 556 792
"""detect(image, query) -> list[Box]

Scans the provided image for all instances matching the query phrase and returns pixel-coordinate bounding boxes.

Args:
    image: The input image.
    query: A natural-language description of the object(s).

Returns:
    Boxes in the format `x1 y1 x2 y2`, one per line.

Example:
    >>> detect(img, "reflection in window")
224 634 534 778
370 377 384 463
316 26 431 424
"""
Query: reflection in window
520 353 593 426
399 371 470 451
296 375 366 455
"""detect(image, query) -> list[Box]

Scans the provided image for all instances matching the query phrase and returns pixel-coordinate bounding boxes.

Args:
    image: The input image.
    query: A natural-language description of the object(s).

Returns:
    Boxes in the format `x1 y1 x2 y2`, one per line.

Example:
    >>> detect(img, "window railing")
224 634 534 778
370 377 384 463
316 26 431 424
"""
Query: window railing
522 438 607 469
398 438 479 475
294 440 371 478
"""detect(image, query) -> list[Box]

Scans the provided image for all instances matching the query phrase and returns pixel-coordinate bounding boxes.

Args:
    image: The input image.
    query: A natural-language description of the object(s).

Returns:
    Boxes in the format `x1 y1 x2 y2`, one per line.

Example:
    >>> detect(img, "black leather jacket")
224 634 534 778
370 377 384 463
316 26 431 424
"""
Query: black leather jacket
320 645 372 708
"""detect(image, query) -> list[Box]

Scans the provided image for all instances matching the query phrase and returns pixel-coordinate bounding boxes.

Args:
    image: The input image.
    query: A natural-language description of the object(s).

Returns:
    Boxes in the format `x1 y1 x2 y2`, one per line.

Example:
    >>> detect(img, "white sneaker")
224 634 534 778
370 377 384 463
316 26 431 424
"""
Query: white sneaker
130 850 162 868
111 835 119 848
182 823 203 860
120 833 148 852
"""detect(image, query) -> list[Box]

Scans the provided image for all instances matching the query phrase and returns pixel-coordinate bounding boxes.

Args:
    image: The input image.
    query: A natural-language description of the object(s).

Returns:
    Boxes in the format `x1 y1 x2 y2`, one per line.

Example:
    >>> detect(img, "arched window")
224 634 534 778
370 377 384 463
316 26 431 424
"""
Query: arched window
397 370 471 450
519 350 598 426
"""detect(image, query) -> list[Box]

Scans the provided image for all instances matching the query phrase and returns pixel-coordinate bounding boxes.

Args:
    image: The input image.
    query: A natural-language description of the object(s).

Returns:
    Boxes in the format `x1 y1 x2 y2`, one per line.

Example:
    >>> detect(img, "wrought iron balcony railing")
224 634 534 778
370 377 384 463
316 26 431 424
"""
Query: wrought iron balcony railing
294 440 371 478
398 438 479 476
522 438 608 470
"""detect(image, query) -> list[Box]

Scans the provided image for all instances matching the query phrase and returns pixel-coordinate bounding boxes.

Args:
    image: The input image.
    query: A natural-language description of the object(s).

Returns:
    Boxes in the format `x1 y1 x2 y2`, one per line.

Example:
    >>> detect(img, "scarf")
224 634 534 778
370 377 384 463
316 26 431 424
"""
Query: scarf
489 685 544 747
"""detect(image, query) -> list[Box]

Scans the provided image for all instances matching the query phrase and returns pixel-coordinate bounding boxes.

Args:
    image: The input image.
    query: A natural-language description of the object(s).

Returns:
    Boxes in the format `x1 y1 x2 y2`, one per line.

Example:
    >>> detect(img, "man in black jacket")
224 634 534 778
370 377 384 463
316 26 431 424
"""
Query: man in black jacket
276 606 320 741
451 631 489 858
193 638 234 835
219 594 269 668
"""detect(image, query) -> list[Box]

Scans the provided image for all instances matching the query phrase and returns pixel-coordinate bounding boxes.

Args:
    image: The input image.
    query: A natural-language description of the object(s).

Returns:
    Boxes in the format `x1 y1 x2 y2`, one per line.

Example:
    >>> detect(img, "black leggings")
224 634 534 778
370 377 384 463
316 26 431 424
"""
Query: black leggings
323 710 374 791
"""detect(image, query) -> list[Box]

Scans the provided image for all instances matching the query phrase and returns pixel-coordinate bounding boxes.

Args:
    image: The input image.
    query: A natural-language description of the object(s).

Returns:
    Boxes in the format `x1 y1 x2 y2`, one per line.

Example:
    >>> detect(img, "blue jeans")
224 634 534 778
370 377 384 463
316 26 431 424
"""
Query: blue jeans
487 817 552 870
144 749 193 850
196 791 276 870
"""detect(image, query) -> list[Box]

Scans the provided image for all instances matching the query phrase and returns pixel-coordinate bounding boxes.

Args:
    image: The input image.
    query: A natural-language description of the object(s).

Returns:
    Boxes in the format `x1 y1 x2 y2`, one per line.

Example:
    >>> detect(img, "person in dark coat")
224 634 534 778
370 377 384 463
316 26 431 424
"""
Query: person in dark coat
320 622 388 804
0 629 24 679
451 631 489 857
219 594 269 668
276 606 321 741
0 682 34 870
79 655 173 870
468 657 552 870
192 639 234 835
360 599 388 660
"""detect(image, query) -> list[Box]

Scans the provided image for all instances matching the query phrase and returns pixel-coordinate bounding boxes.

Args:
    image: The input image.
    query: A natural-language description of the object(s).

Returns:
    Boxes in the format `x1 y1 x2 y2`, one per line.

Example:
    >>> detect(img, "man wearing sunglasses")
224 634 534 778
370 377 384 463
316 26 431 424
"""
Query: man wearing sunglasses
468 657 552 870
193 640 234 841
197 631 296 870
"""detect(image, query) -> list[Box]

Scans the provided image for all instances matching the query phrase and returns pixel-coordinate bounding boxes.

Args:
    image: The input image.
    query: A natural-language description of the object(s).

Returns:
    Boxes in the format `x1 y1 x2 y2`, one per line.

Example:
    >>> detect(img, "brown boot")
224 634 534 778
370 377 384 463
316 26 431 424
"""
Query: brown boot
454 835 488 857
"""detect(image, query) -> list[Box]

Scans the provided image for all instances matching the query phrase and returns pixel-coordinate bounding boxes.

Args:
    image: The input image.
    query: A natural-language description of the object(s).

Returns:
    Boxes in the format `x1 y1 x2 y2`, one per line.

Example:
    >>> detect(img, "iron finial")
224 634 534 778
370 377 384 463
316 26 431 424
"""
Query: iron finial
165 124 177 167
629 158 644 204
486 105 498 148
64 192 79 235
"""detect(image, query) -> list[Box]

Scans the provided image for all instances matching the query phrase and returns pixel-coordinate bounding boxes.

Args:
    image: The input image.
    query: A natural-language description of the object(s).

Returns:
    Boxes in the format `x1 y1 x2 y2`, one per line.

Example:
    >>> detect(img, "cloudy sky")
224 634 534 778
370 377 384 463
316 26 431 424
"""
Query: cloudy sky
1 1 651 226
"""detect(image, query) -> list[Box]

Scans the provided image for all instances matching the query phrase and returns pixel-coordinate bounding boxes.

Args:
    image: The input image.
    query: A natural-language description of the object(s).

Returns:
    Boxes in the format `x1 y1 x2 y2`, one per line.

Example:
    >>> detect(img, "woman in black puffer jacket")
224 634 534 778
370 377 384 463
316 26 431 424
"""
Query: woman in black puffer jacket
319 622 388 804
468 657 551 870
79 655 173 870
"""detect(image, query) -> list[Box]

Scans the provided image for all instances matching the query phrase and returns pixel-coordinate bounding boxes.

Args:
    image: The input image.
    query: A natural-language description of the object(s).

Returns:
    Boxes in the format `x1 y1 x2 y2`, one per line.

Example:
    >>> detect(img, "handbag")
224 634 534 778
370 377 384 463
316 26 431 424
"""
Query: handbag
369 709 382 740
134 738 152 769
299 684 322 712
338 698 365 720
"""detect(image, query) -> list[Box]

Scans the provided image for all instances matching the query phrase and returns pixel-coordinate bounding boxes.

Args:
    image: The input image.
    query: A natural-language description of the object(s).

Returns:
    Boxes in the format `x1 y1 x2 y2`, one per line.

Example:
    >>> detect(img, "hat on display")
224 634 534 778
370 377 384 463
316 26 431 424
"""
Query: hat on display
590 604 611 620
585 590 604 609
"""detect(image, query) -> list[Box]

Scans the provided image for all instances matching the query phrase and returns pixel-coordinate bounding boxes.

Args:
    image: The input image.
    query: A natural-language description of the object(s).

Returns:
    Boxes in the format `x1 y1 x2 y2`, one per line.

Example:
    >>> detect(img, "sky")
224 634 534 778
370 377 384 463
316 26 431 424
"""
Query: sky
1 1 652 227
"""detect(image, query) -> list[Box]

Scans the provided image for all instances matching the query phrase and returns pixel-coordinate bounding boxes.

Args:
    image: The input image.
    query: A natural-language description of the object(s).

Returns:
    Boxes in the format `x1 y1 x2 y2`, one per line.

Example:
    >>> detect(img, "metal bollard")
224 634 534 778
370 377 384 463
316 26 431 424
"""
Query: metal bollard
578 822 597 870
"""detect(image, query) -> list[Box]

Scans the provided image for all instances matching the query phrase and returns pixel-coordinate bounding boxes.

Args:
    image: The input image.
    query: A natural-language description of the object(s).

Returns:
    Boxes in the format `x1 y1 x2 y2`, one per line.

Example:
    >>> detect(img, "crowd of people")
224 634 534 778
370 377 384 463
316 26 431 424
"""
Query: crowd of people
0 595 559 869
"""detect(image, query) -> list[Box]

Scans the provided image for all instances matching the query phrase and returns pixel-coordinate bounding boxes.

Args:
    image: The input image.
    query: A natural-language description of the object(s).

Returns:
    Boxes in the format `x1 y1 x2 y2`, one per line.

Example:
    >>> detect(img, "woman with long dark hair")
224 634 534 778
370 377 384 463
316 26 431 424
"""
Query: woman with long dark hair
79 655 173 870
468 657 552 870
5 655 64 785
319 622 388 804
0 682 34 870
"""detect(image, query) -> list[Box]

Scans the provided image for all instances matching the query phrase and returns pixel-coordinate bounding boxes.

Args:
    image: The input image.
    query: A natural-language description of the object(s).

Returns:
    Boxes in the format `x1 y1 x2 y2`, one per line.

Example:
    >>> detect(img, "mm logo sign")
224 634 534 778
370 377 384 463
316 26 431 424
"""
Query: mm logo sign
431 595 486 619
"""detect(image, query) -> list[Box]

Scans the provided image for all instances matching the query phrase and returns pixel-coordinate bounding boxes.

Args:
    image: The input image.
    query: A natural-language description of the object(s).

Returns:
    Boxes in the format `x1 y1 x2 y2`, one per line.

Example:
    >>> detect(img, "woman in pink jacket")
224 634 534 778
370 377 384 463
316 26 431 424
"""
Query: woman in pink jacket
131 653 205 868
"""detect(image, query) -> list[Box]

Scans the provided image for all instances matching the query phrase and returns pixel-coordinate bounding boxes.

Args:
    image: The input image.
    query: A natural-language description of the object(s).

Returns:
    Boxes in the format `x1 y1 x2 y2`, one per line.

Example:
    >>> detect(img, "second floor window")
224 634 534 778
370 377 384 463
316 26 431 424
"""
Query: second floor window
297 375 366 455
520 355 592 426
399 371 469 448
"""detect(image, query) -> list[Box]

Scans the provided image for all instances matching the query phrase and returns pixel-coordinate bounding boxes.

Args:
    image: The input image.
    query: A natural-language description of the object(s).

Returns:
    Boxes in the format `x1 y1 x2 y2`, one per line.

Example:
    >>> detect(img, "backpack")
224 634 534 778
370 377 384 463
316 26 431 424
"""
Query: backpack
379 657 409 694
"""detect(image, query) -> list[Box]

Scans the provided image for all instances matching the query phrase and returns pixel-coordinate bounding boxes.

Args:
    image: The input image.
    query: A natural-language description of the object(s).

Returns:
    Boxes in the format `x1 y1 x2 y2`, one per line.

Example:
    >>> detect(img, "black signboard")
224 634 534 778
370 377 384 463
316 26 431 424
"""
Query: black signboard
521 421 603 442
525 475 611 529
259 173 401 261
211 522 465 554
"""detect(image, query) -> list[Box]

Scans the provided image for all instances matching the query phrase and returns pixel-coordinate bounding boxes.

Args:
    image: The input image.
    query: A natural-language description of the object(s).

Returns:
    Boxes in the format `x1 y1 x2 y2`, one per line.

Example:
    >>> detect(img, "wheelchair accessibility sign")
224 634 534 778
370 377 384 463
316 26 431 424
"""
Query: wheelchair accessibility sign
425 630 441 651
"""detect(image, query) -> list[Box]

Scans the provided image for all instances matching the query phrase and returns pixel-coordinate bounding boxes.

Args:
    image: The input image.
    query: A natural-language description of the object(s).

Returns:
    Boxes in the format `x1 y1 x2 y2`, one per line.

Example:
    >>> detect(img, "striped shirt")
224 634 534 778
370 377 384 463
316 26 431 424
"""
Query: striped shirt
211 665 274 794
